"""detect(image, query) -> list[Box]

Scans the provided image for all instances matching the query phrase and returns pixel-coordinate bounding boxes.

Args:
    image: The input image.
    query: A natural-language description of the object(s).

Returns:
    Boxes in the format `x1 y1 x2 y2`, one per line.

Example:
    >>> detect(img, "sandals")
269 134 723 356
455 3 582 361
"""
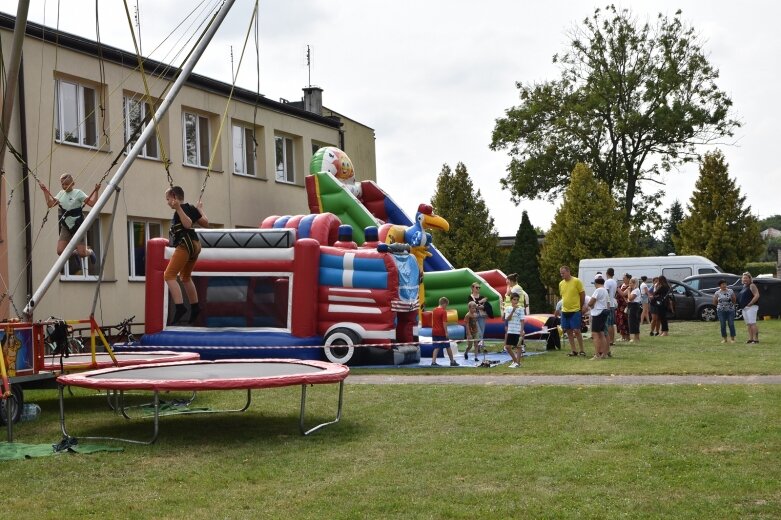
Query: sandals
567 351 578 357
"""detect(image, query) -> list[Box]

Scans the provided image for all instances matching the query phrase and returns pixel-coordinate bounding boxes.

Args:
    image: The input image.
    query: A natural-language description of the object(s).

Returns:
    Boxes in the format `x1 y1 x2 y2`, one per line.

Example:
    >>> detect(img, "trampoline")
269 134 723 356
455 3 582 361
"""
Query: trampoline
57 359 349 444
43 351 200 371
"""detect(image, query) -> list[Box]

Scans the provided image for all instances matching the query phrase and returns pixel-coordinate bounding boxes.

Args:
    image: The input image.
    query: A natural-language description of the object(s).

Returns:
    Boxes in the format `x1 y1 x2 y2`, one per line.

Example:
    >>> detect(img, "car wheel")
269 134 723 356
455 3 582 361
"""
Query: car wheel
0 384 23 425
735 308 743 321
323 328 360 364
699 305 717 322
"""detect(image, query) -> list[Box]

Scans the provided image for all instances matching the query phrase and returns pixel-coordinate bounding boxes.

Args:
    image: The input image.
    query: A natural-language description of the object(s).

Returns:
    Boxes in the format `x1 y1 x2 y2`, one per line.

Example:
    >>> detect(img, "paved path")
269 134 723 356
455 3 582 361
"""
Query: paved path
346 374 781 386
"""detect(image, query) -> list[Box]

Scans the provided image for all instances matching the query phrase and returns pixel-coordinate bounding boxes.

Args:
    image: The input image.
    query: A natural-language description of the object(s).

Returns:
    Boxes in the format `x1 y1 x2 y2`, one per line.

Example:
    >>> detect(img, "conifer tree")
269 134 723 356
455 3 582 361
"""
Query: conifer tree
430 163 501 271
539 163 630 288
660 200 684 255
506 211 549 311
674 150 764 273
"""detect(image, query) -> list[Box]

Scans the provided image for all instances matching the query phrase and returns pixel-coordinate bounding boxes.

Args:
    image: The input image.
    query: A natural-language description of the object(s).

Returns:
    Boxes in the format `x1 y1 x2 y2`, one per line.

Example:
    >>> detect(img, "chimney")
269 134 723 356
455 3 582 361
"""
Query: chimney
302 86 323 116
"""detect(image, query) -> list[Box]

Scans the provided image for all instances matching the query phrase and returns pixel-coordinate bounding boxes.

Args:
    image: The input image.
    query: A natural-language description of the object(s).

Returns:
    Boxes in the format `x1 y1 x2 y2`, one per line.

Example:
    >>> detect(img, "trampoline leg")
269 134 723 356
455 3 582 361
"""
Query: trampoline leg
299 380 344 436
59 385 160 445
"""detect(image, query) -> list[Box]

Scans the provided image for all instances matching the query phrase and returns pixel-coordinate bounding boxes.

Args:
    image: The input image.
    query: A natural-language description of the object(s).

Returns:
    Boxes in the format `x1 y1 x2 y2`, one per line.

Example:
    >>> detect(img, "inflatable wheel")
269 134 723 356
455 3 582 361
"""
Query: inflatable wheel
0 384 23 425
324 328 360 364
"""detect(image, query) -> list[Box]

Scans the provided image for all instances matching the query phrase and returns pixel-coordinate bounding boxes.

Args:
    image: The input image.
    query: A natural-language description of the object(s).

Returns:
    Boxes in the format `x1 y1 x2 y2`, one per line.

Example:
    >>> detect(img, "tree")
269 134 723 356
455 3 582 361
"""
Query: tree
505 211 549 311
539 163 630 288
659 200 685 255
674 150 764 273
759 215 781 231
429 163 502 271
490 5 739 231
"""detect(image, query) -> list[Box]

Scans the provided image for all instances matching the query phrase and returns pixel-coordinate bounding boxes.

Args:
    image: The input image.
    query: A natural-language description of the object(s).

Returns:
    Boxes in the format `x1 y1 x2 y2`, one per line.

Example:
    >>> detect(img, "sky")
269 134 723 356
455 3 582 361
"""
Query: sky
4 0 780 236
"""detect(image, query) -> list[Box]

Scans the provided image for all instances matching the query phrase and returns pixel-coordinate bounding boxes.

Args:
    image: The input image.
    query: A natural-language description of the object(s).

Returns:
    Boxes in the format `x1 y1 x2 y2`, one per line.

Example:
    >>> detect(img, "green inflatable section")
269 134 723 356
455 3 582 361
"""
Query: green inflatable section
310 171 377 244
423 268 502 319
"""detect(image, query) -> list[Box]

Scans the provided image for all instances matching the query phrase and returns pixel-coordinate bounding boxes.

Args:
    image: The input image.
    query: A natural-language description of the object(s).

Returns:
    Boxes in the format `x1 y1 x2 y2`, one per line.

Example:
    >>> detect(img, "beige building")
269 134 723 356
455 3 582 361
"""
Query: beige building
0 13 376 327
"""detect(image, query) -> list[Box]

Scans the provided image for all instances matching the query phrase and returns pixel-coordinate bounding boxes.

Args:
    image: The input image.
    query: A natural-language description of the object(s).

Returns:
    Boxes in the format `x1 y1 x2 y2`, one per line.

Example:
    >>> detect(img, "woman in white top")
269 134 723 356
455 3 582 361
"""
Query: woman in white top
626 278 642 342
587 275 610 359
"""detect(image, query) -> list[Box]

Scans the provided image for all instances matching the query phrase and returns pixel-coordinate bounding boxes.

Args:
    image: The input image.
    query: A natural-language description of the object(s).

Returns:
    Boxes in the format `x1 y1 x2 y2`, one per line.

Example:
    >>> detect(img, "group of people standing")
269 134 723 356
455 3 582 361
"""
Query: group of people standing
557 265 763 358
712 273 761 344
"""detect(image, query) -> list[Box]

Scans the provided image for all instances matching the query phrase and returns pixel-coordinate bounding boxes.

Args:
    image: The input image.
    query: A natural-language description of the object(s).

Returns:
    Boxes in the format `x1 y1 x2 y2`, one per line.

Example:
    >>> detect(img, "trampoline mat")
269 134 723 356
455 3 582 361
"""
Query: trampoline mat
44 351 200 370
58 359 349 391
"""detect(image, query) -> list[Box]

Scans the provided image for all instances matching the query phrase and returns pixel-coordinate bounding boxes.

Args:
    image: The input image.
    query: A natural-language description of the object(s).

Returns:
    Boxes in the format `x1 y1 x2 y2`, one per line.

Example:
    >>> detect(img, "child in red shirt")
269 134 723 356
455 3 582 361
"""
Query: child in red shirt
431 297 459 367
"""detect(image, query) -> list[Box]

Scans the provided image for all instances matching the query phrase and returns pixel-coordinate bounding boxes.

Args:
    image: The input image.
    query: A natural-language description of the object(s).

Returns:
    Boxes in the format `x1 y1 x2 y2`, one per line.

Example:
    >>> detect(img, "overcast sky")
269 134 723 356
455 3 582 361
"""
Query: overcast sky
5 0 779 235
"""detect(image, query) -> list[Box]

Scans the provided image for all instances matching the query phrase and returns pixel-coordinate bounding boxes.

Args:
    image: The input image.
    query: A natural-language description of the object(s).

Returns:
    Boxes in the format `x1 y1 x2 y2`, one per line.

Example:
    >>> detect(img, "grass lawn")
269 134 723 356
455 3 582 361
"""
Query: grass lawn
1 321 780 519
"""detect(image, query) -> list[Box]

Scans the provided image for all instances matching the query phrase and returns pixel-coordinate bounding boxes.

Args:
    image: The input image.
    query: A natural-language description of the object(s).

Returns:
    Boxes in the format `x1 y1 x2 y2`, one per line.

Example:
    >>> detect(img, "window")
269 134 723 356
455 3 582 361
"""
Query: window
54 79 98 147
232 124 256 176
124 96 159 159
61 217 101 279
275 135 295 183
172 274 291 328
183 112 210 167
128 220 162 279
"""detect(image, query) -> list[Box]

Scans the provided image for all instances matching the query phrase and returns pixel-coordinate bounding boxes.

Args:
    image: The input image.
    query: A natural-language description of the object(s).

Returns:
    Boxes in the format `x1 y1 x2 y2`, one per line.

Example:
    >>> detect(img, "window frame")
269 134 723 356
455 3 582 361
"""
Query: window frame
182 111 211 168
275 135 296 184
128 219 163 281
54 78 99 149
123 95 160 160
59 216 102 280
232 123 257 177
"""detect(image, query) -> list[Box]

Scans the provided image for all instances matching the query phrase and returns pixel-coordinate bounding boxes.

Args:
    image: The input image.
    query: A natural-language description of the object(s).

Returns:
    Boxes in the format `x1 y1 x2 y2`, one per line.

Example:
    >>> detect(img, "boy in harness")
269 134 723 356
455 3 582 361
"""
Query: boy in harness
165 186 209 325
39 173 100 268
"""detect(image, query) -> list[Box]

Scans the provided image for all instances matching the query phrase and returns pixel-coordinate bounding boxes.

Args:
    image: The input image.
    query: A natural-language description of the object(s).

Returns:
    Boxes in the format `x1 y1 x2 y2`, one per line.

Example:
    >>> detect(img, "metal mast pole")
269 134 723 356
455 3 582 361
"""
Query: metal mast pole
23 0 237 317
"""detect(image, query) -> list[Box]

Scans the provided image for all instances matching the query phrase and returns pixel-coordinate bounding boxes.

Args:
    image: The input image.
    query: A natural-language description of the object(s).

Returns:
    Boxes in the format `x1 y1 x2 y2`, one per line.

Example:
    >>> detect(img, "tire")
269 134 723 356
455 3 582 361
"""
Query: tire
323 328 360 364
699 305 717 322
735 308 744 321
0 384 23 425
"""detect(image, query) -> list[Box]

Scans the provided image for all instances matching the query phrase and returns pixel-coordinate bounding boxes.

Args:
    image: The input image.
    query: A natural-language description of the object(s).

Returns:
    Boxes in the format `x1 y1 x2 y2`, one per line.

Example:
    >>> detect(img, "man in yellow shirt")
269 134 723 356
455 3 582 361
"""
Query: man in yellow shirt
559 265 587 356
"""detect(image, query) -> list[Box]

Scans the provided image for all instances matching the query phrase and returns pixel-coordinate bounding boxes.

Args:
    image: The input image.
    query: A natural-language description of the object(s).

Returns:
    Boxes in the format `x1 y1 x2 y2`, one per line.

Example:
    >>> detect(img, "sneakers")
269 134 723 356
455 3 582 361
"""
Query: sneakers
579 351 587 357
567 351 579 357
508 362 519 368
729 338 735 343
721 339 727 344
464 352 469 360
450 360 460 367
430 362 441 367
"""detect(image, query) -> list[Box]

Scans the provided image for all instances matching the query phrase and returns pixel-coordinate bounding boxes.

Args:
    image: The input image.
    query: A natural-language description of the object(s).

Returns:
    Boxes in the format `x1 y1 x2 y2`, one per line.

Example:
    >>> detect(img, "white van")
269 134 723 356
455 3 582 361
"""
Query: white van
578 255 722 294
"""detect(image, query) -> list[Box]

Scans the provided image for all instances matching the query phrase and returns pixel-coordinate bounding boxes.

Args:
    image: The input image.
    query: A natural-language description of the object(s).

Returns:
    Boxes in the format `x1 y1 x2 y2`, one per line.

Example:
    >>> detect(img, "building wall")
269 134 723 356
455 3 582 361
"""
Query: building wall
0 19 376 327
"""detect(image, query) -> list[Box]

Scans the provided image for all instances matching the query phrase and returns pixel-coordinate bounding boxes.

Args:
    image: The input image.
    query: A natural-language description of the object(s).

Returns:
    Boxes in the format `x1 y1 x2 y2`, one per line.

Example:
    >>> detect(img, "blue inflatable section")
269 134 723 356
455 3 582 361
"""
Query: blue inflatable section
417 324 464 357
319 253 389 289
125 331 324 361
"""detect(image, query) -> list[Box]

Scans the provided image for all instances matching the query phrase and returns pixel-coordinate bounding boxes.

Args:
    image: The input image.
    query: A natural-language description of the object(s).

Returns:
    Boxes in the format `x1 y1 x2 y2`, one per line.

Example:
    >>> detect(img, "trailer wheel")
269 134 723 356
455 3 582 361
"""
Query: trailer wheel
0 384 23 425
324 328 360 364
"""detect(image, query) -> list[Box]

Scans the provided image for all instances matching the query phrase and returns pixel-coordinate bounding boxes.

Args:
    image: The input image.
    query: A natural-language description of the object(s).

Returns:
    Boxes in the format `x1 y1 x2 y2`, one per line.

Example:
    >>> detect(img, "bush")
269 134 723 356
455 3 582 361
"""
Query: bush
744 262 777 277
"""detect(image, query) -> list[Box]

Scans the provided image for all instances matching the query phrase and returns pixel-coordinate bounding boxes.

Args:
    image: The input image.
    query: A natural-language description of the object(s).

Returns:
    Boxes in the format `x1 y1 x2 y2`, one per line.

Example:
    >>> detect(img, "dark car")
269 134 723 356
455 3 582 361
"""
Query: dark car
682 273 741 293
666 280 718 321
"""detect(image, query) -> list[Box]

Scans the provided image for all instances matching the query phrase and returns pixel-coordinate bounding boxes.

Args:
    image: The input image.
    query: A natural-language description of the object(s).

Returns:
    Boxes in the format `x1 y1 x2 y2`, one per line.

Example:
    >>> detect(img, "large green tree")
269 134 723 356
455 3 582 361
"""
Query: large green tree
759 215 781 231
675 151 763 273
539 163 630 288
430 163 501 271
490 5 739 231
506 211 548 311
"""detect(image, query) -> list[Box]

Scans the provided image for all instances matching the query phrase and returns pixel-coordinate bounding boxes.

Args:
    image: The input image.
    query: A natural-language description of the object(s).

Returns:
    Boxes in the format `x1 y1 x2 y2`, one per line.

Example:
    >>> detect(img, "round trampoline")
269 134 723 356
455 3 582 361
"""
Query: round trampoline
57 359 349 444
43 351 200 371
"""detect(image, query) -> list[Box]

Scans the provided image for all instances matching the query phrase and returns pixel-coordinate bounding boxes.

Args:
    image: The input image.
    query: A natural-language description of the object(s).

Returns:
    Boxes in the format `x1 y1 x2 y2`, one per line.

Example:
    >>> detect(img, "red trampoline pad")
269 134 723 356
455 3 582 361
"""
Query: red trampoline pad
57 359 349 392
44 351 200 371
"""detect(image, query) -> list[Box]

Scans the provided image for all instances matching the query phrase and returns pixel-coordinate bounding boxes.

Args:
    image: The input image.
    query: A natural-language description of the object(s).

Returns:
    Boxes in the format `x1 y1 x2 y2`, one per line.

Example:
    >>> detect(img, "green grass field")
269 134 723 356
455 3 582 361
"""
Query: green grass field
2 321 780 519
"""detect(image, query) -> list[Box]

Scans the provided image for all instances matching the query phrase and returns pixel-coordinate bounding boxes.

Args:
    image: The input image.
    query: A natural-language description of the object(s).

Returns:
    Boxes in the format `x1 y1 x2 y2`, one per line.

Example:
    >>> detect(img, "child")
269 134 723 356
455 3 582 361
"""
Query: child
431 297 459 367
463 301 480 363
165 186 208 325
39 173 101 267
503 293 525 368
